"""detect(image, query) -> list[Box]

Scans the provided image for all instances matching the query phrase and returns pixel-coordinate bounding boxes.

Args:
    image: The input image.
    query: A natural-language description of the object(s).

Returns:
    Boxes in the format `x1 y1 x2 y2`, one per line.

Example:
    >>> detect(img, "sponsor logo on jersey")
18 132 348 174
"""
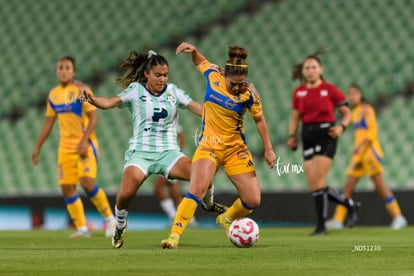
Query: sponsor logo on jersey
237 149 249 160
166 93 177 104
297 90 307 97
224 99 236 109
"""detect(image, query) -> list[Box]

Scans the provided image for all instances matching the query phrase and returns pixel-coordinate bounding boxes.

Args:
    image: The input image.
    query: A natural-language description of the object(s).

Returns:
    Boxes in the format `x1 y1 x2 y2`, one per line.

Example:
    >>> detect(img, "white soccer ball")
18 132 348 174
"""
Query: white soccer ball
228 217 260 248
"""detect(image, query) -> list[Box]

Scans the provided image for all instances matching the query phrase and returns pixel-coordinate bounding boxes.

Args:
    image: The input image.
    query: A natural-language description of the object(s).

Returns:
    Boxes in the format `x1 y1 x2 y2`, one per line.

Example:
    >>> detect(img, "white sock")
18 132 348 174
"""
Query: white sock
160 198 176 219
114 206 128 229
104 214 115 223
78 226 89 232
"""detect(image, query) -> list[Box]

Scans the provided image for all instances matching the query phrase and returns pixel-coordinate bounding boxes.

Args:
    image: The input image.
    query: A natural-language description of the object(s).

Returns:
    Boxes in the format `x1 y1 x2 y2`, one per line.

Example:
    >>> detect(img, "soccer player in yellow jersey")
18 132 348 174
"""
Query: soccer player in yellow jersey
326 84 407 230
161 42 276 249
31 56 116 237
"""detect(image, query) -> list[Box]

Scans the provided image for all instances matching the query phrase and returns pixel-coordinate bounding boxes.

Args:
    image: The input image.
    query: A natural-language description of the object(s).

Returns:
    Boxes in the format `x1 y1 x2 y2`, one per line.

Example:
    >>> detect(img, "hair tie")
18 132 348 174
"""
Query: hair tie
147 50 157 59
225 63 248 68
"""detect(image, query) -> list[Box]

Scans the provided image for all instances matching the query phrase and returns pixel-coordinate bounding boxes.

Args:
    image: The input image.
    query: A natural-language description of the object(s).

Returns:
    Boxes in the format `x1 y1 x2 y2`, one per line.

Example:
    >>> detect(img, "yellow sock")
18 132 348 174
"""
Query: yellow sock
225 198 253 221
88 185 113 218
171 196 198 236
385 196 401 218
333 205 348 223
65 194 87 228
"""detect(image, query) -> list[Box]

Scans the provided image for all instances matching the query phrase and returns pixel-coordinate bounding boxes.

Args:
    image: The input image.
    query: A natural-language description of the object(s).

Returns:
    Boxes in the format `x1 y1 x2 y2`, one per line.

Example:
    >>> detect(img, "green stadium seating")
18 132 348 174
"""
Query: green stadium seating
1 0 414 195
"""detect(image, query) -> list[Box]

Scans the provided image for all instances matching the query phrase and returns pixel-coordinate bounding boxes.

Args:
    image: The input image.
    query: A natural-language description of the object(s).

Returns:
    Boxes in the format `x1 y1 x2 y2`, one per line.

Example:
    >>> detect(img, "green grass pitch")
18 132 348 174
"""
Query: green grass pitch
1 227 413 275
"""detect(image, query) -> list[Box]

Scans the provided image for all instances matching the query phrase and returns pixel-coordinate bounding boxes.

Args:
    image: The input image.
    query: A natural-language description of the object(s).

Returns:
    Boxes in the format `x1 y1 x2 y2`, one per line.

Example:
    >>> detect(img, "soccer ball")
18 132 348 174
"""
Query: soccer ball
228 217 260 248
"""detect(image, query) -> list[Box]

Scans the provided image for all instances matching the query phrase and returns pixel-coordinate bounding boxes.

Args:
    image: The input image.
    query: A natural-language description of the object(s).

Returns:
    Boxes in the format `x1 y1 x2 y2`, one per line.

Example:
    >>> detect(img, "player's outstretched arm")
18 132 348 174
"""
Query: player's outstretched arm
80 90 121 110
176 42 206 66
186 100 203 117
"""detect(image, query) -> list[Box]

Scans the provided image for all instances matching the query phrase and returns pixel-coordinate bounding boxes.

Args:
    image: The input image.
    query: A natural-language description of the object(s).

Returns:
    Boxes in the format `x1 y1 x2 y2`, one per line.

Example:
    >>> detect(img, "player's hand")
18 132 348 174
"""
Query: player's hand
287 136 297 151
77 139 89 159
31 148 40 165
264 149 276 169
176 42 196 54
79 89 92 103
328 125 343 138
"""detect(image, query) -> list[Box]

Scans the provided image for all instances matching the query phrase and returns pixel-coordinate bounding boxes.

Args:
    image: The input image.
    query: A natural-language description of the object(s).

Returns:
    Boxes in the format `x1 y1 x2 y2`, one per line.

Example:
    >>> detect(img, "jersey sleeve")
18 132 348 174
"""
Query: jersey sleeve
117 83 138 109
292 89 299 110
45 99 56 117
330 84 347 106
197 59 221 77
364 105 378 142
174 85 192 109
247 83 263 118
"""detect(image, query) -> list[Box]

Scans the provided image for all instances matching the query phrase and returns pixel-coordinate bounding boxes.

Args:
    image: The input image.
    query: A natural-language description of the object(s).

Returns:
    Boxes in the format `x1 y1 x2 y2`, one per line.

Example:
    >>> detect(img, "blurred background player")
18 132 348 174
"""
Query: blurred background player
287 49 359 235
31 56 116 238
161 42 275 249
326 83 407 230
154 124 197 227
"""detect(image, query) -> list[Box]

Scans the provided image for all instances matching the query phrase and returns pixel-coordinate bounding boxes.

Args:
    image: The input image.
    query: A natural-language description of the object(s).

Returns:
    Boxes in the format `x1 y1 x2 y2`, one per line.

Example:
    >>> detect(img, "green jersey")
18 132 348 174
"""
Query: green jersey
118 82 192 152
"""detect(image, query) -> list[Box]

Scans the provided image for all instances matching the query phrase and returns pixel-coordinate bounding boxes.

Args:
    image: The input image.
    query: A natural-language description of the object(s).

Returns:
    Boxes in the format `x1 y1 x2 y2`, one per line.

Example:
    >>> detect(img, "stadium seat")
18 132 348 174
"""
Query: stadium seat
1 0 414 195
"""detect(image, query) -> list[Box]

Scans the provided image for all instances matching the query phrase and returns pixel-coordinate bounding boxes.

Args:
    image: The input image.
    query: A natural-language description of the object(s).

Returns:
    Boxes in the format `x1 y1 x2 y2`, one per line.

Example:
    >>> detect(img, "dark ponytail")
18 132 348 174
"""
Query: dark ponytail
116 50 168 89
291 47 328 82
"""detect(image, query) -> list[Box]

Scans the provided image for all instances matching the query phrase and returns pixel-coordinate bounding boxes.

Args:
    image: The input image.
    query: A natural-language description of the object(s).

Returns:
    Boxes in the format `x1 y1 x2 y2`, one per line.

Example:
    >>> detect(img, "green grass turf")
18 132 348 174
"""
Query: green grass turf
0 227 413 275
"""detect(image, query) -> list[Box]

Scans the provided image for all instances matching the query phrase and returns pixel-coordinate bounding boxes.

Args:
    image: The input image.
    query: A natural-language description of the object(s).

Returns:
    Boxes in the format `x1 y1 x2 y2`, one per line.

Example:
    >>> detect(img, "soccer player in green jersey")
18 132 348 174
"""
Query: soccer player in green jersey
80 50 225 248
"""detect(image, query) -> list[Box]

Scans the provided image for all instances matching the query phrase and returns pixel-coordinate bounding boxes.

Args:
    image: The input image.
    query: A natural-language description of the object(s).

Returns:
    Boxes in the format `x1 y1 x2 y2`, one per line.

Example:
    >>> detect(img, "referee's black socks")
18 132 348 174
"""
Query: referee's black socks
325 186 354 208
311 188 328 231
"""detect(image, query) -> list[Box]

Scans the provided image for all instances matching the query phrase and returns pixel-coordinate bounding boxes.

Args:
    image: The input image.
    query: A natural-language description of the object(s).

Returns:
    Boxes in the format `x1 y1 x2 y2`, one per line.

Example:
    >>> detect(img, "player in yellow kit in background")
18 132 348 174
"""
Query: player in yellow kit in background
326 83 407 230
31 56 116 237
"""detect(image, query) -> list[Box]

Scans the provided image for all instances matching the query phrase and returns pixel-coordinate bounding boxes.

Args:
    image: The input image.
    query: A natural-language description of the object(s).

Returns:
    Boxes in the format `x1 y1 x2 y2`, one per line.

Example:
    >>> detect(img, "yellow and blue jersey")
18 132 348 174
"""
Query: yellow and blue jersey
196 60 263 150
347 103 384 177
352 103 383 158
46 82 98 154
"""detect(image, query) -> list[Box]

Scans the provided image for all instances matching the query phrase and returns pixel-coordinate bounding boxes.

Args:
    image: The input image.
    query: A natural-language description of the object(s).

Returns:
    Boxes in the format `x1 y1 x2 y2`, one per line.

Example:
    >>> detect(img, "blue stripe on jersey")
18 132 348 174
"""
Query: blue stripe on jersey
353 118 368 129
237 122 247 145
370 146 383 164
203 68 216 78
197 109 206 146
48 99 83 117
246 90 254 109
89 139 99 163
204 83 245 115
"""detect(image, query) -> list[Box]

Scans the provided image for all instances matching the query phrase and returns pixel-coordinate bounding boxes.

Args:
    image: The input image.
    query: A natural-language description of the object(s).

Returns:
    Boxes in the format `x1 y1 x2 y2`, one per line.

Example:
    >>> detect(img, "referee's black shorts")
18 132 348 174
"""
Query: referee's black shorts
301 122 337 160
